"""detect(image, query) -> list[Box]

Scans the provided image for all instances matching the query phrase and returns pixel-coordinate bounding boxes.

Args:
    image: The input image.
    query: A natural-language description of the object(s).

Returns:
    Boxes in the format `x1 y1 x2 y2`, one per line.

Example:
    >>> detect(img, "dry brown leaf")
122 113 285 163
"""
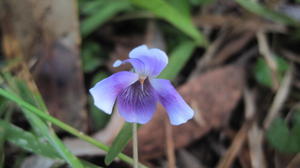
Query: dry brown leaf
192 15 286 33
211 32 254 66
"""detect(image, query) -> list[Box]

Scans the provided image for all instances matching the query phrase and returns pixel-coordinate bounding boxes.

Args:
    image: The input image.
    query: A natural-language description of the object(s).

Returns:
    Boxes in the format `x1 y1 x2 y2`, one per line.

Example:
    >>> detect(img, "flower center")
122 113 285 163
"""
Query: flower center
117 78 157 107
139 76 147 90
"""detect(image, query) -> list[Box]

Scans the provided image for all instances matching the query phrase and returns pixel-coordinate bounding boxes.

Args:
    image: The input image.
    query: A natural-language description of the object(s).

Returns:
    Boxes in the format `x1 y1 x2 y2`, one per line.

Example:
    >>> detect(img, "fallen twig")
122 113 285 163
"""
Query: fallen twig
263 66 294 129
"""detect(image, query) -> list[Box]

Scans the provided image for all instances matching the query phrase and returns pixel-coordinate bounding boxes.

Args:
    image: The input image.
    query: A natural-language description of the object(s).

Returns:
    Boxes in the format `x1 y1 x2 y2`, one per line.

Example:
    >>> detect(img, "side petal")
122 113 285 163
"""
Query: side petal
129 45 168 77
89 71 138 114
117 79 157 124
151 79 194 125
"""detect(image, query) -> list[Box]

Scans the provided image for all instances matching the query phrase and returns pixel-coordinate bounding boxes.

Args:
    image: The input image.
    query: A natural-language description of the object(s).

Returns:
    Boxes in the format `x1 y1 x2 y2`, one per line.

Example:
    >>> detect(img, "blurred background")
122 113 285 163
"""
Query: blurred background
0 0 300 167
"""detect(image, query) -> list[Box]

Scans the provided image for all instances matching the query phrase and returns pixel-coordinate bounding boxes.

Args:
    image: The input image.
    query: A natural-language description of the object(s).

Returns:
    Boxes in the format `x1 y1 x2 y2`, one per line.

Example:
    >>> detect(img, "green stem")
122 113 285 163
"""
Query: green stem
133 123 139 168
0 88 146 167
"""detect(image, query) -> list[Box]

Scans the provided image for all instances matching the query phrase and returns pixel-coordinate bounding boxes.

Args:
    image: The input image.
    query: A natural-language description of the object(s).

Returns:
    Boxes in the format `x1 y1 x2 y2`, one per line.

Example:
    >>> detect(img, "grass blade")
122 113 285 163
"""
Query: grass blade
159 41 197 80
0 120 58 158
0 121 5 168
22 109 84 168
0 120 104 168
7 78 84 168
168 0 190 17
104 123 133 166
130 0 207 46
81 0 130 37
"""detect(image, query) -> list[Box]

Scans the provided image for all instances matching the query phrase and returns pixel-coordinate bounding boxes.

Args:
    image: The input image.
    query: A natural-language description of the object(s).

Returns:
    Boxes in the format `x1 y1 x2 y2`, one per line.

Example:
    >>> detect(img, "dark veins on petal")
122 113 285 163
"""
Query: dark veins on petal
117 78 157 113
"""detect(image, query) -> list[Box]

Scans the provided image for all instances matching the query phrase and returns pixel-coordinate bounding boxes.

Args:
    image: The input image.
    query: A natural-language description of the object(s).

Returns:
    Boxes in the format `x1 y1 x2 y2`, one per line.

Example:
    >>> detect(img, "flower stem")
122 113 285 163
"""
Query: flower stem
133 122 139 168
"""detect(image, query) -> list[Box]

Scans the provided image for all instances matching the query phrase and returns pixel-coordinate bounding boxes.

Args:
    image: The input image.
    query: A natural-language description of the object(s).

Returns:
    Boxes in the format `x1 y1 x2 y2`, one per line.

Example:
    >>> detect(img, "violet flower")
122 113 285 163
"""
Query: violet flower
89 45 194 125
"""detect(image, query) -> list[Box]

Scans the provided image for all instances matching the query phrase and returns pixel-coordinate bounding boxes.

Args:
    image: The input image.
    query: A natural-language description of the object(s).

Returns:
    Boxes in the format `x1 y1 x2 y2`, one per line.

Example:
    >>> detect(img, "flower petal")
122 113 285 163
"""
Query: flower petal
151 79 194 125
89 71 138 114
117 79 158 124
129 45 168 77
113 58 146 75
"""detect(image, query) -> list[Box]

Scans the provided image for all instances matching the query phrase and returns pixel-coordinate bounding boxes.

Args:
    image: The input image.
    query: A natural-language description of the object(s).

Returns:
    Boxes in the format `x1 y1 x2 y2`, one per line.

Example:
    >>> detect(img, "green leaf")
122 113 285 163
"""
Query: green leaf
0 121 5 168
81 0 107 14
81 42 103 72
81 0 131 37
167 0 190 17
267 112 300 153
235 0 300 26
267 118 291 152
159 41 196 80
0 120 58 158
0 120 103 168
254 56 289 88
130 0 207 46
80 160 104 168
11 79 84 168
104 123 133 165
91 72 109 86
189 0 215 6
24 110 84 168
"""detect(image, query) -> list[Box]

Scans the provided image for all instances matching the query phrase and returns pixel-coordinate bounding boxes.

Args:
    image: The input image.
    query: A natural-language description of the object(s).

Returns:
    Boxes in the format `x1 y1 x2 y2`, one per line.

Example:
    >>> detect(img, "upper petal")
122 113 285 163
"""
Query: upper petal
117 79 158 124
89 71 138 114
116 45 168 77
151 79 194 125
113 58 146 75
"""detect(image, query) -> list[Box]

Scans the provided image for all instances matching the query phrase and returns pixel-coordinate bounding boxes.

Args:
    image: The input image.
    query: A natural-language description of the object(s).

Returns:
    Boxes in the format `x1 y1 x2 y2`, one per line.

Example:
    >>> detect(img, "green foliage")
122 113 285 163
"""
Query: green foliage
1 76 85 168
80 0 108 15
81 0 131 37
267 112 300 153
254 56 289 88
91 72 109 86
159 41 196 80
0 121 4 168
104 123 133 165
81 42 104 72
0 120 103 168
130 0 207 46
167 0 190 17
0 120 58 158
189 0 215 6
235 0 300 26
83 61 111 130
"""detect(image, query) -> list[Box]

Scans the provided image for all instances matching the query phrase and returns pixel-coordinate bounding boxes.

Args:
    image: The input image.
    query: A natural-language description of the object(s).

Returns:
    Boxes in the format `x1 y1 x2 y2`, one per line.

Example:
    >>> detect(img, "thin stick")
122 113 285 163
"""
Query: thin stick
263 66 294 129
165 119 176 168
257 30 279 90
133 123 139 168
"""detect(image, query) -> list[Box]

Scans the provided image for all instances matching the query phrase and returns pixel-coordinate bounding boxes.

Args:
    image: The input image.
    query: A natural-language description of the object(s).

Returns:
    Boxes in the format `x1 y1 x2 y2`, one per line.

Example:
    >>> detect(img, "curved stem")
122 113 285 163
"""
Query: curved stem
133 123 139 168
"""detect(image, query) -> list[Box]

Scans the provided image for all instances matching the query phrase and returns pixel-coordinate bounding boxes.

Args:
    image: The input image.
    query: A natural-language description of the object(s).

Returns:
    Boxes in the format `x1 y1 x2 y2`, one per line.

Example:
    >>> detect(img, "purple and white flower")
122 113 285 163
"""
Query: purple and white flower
89 45 194 125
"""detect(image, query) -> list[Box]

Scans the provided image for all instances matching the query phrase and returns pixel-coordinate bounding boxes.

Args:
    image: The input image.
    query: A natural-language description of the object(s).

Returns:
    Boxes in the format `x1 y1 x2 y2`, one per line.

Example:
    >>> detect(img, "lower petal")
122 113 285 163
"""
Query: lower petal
117 79 157 124
89 71 138 114
151 79 194 125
